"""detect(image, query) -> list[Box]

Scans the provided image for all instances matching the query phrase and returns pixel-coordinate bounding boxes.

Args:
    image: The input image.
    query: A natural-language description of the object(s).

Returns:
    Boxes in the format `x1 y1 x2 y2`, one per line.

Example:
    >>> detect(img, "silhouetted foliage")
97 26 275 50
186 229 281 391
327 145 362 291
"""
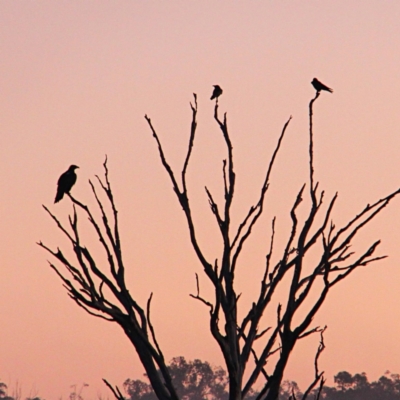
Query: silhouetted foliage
278 381 303 400
320 370 400 400
0 381 7 398
0 380 13 400
124 364 400 400
2 367 400 400
124 357 228 400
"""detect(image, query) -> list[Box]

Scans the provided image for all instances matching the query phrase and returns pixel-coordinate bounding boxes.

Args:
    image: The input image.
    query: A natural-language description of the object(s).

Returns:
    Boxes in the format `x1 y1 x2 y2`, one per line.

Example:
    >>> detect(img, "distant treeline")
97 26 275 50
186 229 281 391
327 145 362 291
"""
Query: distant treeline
2 357 400 400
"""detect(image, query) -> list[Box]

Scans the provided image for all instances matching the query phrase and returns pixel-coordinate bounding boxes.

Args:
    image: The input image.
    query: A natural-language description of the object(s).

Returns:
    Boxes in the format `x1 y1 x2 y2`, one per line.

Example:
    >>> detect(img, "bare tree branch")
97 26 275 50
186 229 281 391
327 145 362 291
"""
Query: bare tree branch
189 273 214 312
301 327 326 400
102 379 125 400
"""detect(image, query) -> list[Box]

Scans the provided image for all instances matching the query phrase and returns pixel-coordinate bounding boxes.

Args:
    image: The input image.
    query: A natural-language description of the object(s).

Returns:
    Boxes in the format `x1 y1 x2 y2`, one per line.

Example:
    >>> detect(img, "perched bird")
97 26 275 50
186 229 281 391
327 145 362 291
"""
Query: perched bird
311 78 333 93
54 165 79 203
210 85 223 100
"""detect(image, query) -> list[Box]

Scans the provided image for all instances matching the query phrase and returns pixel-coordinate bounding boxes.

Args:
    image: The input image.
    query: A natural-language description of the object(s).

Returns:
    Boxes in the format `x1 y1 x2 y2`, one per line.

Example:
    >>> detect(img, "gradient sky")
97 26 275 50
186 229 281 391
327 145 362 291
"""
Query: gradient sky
2 2 400 399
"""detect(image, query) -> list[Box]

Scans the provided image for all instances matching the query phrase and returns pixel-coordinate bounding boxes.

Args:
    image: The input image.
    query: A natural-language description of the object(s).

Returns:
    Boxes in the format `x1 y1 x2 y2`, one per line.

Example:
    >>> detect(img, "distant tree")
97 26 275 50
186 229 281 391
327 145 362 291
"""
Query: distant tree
69 383 89 400
124 357 228 400
122 363 400 400
0 380 13 400
370 371 400 399
278 381 303 400
166 357 227 400
334 372 354 391
317 370 400 400
124 379 154 400
0 381 7 398
40 89 400 400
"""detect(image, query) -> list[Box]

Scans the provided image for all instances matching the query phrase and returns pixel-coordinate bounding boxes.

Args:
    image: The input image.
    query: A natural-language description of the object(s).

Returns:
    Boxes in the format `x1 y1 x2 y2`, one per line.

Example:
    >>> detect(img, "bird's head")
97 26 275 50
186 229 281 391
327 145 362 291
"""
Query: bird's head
69 165 79 171
312 78 317 84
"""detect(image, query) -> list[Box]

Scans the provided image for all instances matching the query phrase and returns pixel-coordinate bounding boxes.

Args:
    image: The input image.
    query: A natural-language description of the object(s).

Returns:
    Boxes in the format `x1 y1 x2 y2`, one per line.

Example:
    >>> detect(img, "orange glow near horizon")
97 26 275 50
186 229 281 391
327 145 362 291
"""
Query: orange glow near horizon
2 2 400 399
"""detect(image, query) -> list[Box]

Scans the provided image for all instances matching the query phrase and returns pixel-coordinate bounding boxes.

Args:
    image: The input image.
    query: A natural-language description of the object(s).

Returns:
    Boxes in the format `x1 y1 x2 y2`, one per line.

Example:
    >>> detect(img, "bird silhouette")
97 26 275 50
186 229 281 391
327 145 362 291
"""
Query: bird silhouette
311 78 333 93
210 85 223 100
54 165 79 203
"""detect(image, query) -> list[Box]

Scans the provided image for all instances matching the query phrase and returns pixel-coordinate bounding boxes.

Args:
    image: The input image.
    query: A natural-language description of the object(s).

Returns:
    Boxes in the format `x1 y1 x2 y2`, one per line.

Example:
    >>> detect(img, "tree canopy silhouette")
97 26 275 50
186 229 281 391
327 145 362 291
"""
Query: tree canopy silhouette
122 360 400 400
124 357 228 400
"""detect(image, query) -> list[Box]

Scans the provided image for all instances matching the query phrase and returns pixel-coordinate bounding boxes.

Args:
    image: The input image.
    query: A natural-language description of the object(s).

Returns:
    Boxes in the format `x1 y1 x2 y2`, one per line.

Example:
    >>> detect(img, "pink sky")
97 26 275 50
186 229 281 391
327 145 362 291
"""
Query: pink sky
2 2 400 399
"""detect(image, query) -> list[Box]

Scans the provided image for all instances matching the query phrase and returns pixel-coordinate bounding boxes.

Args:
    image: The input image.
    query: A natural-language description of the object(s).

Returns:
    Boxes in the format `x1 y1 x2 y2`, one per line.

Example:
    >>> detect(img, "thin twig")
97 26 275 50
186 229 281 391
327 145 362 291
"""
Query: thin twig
102 379 125 400
308 92 320 200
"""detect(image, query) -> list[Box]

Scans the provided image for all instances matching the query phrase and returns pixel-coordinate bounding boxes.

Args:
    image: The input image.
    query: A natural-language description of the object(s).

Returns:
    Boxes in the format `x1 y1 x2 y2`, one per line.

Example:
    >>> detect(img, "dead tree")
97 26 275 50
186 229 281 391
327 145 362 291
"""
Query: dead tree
40 91 400 400
38 160 179 400
144 92 400 400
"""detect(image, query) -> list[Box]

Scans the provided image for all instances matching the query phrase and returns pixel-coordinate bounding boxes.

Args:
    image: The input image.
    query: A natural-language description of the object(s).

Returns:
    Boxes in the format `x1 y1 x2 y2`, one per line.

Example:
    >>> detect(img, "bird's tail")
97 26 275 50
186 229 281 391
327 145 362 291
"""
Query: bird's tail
54 190 64 203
